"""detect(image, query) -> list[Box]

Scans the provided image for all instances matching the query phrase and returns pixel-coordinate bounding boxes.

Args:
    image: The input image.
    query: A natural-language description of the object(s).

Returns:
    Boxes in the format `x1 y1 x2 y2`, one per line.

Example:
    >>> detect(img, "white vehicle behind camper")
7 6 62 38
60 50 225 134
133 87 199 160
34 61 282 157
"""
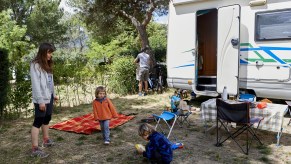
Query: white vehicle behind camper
166 0 291 100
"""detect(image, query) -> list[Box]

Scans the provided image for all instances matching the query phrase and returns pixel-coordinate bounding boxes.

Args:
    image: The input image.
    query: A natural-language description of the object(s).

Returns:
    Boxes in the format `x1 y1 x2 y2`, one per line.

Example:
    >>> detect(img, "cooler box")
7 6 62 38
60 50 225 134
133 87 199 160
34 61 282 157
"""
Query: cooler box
238 94 256 102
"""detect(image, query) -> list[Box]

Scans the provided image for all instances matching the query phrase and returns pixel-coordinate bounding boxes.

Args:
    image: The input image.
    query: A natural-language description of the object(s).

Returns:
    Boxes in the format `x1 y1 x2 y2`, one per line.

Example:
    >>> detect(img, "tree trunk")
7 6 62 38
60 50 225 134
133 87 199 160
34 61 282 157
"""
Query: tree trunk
136 25 156 69
119 5 156 69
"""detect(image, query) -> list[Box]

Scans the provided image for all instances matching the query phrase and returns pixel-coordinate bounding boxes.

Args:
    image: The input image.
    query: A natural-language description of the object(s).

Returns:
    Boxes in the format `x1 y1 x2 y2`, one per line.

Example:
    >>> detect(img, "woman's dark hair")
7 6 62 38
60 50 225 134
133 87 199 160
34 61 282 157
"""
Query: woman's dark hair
33 43 55 73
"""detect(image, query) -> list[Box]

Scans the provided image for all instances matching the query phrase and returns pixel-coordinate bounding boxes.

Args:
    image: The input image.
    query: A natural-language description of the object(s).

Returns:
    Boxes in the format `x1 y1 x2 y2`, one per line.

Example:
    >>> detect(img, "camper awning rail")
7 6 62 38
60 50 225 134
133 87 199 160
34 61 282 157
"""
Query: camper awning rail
173 0 216 6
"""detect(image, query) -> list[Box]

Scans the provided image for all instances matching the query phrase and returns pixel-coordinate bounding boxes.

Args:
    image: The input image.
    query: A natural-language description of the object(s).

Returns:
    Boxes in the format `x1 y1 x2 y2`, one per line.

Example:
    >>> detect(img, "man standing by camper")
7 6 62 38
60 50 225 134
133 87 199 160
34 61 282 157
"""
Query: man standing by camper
135 47 150 96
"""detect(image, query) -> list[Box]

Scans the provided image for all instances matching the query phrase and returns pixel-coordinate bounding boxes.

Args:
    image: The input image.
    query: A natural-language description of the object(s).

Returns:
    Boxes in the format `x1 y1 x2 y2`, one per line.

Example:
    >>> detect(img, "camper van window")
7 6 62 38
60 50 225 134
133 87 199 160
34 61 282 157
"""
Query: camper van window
255 9 291 41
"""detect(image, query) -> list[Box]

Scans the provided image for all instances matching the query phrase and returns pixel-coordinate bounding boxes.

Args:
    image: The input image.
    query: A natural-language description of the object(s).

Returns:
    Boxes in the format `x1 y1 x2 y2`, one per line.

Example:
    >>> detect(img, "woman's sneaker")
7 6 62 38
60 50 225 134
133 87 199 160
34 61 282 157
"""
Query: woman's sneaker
31 147 49 158
104 141 110 145
42 139 55 147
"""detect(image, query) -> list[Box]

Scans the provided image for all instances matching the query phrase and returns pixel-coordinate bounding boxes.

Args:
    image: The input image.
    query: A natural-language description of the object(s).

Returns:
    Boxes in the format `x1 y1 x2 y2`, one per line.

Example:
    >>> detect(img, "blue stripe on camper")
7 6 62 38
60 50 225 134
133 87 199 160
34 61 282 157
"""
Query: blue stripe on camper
241 46 291 52
240 46 291 65
240 59 249 64
182 49 195 53
262 49 286 65
260 47 291 51
173 64 195 68
173 46 291 68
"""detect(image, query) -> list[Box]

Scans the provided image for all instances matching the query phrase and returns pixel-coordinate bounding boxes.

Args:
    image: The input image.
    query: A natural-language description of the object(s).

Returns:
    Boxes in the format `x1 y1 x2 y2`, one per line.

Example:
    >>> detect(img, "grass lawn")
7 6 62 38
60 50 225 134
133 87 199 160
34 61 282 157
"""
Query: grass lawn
0 90 291 163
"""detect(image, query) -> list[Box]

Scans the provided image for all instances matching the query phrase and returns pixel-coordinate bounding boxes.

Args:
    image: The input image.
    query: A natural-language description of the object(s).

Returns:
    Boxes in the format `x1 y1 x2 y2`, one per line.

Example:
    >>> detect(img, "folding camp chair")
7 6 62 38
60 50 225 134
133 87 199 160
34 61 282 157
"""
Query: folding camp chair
153 111 185 150
170 95 192 127
216 98 264 155
153 111 177 140
286 101 291 126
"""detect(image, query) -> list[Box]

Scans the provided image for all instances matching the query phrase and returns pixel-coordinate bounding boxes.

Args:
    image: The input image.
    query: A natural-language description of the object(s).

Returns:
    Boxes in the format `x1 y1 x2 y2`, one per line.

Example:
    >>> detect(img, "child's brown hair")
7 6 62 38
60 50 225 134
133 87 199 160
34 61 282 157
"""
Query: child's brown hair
95 86 106 98
138 123 156 137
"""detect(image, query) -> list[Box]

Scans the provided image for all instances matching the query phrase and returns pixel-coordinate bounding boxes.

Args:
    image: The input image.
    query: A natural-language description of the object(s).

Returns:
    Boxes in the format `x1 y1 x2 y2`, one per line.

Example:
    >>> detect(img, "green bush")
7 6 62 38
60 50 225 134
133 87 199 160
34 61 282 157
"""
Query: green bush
9 61 32 118
0 49 9 119
108 56 137 95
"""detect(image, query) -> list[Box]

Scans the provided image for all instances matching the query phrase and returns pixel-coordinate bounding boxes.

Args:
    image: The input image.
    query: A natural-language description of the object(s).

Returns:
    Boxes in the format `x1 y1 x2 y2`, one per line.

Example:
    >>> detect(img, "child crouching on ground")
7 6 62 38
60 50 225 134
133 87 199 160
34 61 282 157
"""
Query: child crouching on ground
92 86 118 144
138 123 173 164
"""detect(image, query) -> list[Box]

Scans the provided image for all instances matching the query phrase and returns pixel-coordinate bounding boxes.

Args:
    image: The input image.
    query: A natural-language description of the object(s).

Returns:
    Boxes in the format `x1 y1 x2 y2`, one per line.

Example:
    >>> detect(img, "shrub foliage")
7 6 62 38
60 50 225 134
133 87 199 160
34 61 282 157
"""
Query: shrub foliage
108 56 137 95
0 49 9 119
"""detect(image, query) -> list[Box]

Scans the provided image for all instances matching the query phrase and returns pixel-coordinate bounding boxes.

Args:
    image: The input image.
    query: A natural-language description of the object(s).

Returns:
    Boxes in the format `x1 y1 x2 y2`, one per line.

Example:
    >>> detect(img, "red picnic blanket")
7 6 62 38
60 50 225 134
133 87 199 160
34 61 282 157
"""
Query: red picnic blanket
50 113 135 134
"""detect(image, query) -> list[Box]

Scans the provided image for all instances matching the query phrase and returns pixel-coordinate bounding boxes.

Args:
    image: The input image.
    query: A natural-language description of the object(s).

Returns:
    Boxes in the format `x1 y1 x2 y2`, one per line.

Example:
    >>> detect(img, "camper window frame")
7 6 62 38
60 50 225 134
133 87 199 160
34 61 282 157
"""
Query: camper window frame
255 8 291 41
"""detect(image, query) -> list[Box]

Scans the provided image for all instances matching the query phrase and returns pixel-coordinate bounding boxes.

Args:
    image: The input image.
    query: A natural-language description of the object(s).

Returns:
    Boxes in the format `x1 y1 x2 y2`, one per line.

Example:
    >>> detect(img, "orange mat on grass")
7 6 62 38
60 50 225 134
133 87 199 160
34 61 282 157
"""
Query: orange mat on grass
50 113 135 134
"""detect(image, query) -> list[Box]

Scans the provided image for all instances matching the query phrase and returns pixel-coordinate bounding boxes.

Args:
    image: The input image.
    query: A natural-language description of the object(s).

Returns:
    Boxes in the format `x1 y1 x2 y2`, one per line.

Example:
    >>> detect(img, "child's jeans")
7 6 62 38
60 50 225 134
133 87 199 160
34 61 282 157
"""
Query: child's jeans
149 151 170 164
99 120 110 142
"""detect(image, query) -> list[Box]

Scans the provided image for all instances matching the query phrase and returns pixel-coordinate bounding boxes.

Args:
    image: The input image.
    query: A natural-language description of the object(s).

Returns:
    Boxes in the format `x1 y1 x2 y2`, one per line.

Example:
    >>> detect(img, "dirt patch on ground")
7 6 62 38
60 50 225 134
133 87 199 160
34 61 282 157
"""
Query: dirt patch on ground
1 90 291 163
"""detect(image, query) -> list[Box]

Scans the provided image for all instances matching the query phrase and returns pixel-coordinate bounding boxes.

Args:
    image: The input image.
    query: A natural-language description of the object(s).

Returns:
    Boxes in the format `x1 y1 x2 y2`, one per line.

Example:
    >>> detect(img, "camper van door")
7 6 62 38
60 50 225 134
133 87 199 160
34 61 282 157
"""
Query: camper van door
217 5 241 96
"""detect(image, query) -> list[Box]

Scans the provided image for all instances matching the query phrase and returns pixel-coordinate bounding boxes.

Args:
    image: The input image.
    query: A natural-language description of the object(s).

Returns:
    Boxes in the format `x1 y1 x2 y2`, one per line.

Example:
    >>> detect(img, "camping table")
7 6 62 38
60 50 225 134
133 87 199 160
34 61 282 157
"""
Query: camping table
201 98 289 146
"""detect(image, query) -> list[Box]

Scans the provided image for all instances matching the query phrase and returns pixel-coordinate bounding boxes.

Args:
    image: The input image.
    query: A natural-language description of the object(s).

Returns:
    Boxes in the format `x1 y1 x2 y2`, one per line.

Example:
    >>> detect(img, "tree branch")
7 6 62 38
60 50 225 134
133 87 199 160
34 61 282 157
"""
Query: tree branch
119 9 140 27
142 0 156 26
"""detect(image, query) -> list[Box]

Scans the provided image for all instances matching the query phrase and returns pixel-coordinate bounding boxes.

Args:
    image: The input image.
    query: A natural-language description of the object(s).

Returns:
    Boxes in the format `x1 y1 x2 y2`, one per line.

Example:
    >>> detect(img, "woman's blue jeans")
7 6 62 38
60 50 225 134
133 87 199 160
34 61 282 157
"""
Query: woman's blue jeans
99 120 110 142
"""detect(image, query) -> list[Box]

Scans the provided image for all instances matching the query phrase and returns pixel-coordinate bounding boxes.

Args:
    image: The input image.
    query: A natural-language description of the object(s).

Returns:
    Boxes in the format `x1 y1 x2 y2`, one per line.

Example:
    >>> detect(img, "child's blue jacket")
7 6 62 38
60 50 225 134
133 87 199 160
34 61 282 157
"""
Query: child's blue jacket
143 131 173 163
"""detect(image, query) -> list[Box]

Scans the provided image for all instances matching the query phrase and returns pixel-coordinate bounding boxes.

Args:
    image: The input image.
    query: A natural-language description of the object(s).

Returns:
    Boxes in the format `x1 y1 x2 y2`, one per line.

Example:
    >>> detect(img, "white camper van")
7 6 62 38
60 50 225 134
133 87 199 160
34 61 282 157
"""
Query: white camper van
167 0 291 100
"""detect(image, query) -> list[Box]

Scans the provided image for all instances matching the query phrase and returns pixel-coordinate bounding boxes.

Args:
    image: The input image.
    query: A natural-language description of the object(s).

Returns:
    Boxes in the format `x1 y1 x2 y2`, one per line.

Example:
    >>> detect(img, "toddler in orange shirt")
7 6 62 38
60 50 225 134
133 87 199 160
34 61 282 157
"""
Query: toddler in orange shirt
92 86 118 144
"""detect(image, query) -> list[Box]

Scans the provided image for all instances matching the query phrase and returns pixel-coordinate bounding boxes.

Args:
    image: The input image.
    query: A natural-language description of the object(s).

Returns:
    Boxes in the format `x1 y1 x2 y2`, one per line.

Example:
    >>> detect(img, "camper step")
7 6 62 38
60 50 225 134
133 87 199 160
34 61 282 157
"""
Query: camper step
196 84 216 91
198 76 216 78
197 84 216 87
197 76 216 85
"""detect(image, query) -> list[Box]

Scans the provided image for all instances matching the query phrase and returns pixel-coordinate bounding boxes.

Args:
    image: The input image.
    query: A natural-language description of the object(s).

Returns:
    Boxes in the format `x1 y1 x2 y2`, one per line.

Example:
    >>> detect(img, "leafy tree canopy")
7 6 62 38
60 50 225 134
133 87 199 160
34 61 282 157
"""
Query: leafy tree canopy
0 10 33 61
26 0 68 45
148 23 167 61
86 22 167 63
0 0 35 24
0 0 68 46
60 13 88 52
70 0 168 51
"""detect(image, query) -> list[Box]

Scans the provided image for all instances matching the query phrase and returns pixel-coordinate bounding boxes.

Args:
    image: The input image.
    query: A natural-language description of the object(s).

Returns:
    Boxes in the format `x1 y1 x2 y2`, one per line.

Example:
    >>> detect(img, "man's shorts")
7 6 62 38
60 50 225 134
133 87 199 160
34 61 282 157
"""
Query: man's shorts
138 67 149 81
136 68 140 81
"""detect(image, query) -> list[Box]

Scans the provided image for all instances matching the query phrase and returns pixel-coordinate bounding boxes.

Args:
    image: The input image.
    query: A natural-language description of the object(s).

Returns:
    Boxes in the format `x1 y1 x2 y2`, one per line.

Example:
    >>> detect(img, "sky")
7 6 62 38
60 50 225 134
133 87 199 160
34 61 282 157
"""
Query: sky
155 15 168 24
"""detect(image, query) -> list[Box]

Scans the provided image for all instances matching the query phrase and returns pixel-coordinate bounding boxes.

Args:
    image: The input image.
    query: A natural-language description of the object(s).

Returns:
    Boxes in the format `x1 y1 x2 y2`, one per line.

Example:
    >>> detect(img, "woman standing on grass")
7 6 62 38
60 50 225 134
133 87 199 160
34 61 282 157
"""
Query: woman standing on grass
30 43 58 158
